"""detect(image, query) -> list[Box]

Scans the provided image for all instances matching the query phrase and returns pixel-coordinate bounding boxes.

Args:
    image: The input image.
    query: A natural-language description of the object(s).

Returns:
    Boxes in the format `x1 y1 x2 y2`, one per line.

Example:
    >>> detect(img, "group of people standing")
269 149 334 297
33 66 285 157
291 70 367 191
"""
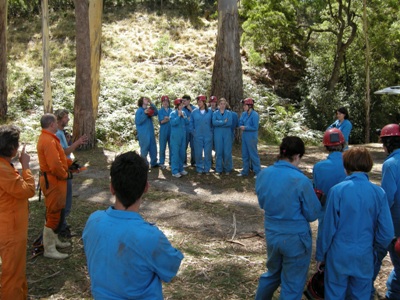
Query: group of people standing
135 94 262 178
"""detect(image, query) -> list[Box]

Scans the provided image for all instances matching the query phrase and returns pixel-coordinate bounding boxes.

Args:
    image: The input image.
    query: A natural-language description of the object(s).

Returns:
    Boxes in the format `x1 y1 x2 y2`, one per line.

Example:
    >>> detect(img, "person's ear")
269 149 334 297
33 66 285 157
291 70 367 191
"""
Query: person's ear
110 183 116 195
144 181 149 194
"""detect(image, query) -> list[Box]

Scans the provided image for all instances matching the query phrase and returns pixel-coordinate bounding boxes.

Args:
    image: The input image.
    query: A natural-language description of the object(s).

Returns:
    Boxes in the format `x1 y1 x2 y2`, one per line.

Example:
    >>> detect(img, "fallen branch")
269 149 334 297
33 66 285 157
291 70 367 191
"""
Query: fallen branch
28 270 62 284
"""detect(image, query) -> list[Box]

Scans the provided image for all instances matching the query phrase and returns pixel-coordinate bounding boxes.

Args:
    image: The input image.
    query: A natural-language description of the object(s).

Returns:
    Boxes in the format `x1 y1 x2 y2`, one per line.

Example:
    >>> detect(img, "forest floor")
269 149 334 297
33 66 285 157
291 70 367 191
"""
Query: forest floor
2 142 392 299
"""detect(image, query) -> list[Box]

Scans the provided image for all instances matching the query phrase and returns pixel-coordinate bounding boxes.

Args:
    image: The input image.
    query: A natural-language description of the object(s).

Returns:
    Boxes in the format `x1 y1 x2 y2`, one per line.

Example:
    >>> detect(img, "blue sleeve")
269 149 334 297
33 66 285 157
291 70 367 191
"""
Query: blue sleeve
382 162 398 208
150 103 158 116
300 178 322 222
244 112 259 131
224 111 232 127
375 190 395 249
327 120 338 130
189 111 195 134
149 230 184 283
169 111 180 127
340 120 352 142
135 108 148 126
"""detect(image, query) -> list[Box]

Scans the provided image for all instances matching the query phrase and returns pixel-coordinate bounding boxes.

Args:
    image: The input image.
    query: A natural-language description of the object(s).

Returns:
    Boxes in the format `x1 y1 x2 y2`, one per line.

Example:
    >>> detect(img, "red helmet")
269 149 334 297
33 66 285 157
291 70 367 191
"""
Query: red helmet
196 95 207 102
323 128 345 146
174 98 183 106
161 95 169 102
241 98 255 105
380 124 400 138
209 96 218 103
395 237 400 257
304 268 324 300
146 107 155 117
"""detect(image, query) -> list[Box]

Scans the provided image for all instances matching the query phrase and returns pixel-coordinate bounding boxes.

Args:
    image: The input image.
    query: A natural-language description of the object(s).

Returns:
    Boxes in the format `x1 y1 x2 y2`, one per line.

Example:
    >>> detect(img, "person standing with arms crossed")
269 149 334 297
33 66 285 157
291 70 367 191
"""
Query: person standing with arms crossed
37 113 72 259
54 109 88 238
0 125 35 299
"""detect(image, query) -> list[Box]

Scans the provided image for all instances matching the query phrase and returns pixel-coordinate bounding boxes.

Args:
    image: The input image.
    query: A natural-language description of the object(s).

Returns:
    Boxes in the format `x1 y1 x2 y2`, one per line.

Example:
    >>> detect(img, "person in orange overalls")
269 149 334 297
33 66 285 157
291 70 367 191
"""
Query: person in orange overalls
0 125 35 299
37 114 72 259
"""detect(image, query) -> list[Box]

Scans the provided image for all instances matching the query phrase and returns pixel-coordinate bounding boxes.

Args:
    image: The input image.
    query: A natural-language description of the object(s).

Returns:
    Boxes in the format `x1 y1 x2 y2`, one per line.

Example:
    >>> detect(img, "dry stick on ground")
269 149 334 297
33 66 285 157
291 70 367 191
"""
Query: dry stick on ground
28 270 62 284
226 213 246 247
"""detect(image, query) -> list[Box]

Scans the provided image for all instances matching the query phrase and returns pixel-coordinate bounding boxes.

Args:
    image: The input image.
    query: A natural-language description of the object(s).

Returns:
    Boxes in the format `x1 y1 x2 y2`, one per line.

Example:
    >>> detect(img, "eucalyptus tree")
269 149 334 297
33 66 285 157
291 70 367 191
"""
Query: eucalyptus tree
0 0 6 120
211 0 243 114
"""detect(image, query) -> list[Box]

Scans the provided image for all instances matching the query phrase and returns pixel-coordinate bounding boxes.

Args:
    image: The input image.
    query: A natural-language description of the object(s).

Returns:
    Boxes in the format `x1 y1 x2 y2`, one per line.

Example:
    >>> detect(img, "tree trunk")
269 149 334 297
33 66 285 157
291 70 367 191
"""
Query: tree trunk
211 0 243 115
73 0 102 149
0 0 7 120
41 0 52 113
363 0 370 143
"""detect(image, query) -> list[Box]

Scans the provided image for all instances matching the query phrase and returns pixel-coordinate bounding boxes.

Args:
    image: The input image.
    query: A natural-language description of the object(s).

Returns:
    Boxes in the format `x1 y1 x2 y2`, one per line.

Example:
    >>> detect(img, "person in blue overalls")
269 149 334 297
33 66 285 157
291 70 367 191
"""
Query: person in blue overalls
135 96 159 168
189 95 213 175
158 95 172 169
313 128 346 265
327 106 352 150
255 136 322 299
373 124 400 299
182 95 196 167
169 98 189 178
317 147 394 299
212 98 233 175
237 98 261 178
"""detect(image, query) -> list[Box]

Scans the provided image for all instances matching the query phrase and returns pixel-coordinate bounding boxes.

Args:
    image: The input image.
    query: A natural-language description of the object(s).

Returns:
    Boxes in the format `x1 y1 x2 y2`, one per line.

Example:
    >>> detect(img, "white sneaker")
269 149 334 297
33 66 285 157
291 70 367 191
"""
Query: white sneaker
237 173 245 177
180 170 188 176
172 173 182 178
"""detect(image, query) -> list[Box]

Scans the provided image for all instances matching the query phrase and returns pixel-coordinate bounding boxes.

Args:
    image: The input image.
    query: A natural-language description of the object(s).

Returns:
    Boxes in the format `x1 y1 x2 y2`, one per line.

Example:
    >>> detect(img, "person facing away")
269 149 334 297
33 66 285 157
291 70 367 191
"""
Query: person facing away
135 96 159 168
0 125 35 299
54 109 88 238
83 151 184 299
182 94 196 167
317 147 394 300
237 97 261 178
37 113 72 259
158 95 172 169
169 98 189 178
255 136 322 300
313 128 347 263
372 124 400 299
212 97 233 175
189 94 213 175
327 106 352 150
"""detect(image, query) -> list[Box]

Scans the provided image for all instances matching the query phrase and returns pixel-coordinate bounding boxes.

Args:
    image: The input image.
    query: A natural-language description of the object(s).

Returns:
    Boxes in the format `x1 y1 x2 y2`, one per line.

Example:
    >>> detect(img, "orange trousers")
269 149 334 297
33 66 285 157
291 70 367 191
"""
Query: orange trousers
40 174 67 231
0 213 28 299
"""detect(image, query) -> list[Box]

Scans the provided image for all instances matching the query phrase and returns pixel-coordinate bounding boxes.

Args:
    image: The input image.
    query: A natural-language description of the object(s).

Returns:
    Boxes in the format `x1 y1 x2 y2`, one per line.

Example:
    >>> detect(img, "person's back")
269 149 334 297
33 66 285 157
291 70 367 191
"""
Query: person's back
83 151 183 299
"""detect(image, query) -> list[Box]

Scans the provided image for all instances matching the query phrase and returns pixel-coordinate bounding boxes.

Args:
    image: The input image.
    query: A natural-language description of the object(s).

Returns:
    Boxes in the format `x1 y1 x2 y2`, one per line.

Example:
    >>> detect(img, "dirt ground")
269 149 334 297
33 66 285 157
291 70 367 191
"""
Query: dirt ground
3 142 394 299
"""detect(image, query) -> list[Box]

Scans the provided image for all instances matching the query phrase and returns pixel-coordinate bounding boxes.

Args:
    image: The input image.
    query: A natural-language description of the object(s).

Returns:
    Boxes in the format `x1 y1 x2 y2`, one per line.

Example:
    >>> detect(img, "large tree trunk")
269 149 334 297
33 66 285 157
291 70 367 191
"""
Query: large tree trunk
73 0 102 149
41 0 52 113
363 0 370 143
0 0 7 120
211 0 243 115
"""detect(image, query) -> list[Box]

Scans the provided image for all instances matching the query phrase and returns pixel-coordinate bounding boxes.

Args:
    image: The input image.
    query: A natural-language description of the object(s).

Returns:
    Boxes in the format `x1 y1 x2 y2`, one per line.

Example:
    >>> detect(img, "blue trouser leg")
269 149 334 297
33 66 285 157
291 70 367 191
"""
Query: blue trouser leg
248 135 261 174
178 135 186 173
386 242 400 299
139 134 150 164
194 136 204 173
214 132 223 173
171 135 181 175
149 135 158 167
371 244 388 298
159 128 167 165
223 133 233 172
204 137 213 172
241 138 250 175
189 133 195 165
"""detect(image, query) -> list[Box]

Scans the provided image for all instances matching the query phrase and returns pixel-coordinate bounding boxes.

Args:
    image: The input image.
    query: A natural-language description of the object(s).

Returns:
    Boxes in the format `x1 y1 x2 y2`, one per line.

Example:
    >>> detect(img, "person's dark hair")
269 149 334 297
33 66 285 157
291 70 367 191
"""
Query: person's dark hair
343 147 373 174
278 136 305 162
0 125 20 157
54 109 69 121
337 107 349 119
325 144 344 153
40 113 56 129
182 95 191 101
381 136 400 154
110 151 149 209
137 97 149 108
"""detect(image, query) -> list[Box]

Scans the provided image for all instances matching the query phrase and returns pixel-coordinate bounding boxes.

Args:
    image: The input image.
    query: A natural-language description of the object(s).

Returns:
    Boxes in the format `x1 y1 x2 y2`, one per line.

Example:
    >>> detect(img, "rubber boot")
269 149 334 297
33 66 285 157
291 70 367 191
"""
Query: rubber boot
55 235 71 249
43 226 68 259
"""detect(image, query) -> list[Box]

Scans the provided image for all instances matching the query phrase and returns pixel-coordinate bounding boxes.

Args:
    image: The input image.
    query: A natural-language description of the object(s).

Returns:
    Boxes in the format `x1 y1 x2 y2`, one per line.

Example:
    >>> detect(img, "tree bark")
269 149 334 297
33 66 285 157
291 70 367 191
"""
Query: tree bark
41 0 52 113
211 0 243 115
0 0 7 120
73 0 102 149
363 0 370 143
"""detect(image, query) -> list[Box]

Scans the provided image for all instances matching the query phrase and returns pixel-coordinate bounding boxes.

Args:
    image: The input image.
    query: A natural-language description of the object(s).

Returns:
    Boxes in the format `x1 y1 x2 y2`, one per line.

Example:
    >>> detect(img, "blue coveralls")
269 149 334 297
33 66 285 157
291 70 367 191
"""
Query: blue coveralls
169 110 188 176
212 110 233 173
381 149 400 299
328 119 352 149
189 108 213 173
135 104 159 167
183 104 196 166
255 160 322 299
313 151 346 261
231 111 238 144
158 107 172 166
318 173 394 300
239 110 261 175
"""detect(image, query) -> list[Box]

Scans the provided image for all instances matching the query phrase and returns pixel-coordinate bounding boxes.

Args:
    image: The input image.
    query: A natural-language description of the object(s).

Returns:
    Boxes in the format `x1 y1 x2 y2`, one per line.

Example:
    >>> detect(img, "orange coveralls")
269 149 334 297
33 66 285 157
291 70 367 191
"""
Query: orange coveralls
0 157 35 299
37 129 70 231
